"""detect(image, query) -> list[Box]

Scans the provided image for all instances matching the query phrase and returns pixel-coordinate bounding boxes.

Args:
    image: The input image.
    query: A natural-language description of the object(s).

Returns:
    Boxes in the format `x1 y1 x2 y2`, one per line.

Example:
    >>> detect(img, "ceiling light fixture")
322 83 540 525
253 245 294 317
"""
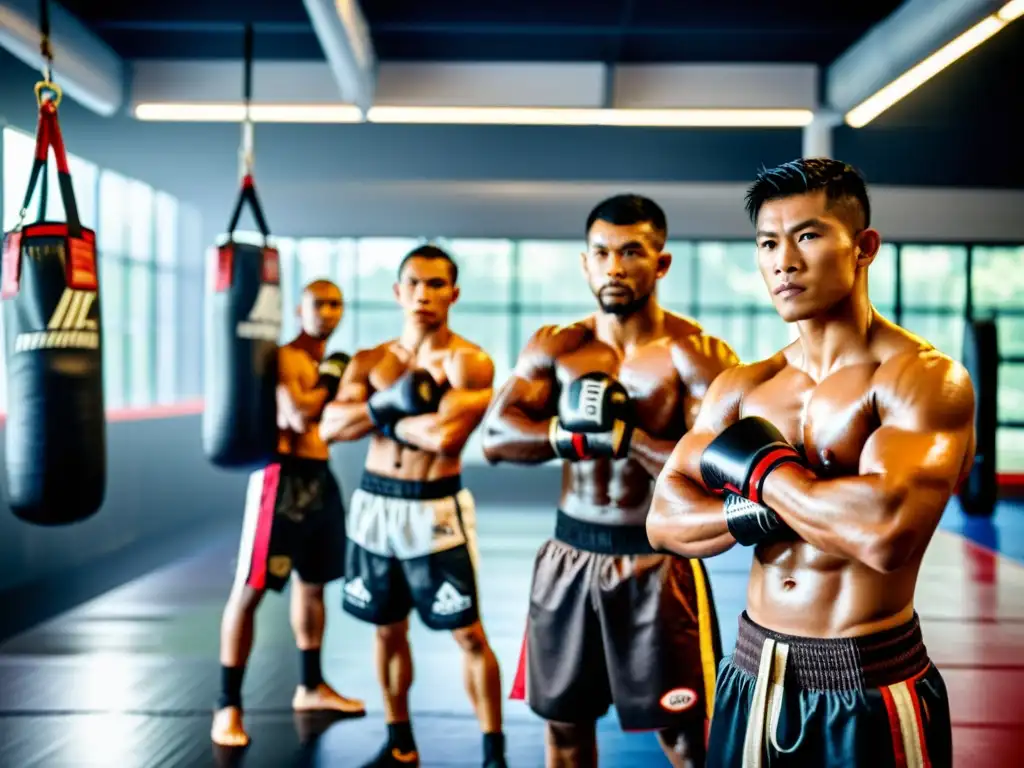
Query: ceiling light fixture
845 4 1021 128
133 103 814 128
133 103 364 123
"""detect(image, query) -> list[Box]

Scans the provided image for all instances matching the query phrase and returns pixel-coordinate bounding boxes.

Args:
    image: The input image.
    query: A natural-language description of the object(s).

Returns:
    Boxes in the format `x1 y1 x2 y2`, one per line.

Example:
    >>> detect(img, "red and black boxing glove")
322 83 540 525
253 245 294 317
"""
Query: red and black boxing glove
700 417 805 546
549 373 634 461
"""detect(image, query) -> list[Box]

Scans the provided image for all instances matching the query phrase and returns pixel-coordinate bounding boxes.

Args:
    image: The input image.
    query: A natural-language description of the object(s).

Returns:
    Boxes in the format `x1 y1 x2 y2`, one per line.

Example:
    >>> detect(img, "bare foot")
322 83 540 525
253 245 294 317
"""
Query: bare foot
292 683 366 714
211 706 250 747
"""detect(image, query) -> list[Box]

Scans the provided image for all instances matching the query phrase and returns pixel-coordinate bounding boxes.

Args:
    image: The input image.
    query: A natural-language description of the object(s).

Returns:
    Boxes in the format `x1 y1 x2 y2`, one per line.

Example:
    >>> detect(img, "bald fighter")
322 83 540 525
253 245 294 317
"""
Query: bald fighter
482 195 738 767
648 159 972 767
212 279 364 747
319 245 506 768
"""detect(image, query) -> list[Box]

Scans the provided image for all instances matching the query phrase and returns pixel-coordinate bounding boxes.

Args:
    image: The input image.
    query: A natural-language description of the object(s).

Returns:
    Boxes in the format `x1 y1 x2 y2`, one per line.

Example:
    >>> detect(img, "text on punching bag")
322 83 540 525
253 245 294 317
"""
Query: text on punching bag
236 284 282 341
15 288 99 352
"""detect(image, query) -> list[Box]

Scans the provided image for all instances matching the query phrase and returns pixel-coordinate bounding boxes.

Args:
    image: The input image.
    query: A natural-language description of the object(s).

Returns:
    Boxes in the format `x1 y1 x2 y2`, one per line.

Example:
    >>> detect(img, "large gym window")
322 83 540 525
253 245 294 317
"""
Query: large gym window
266 235 1020 471
973 245 1024 473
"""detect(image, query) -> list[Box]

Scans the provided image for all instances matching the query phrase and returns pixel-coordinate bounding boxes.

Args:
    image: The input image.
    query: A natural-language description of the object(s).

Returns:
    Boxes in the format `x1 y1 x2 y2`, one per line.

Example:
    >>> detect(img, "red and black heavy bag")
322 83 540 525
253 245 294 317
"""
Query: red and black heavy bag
959 317 998 517
202 174 280 468
1 91 105 525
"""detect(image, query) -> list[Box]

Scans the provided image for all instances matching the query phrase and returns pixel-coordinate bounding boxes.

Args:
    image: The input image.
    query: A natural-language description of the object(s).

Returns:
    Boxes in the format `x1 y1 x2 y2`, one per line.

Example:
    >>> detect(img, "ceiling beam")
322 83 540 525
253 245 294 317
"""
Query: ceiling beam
301 0 376 114
131 60 818 112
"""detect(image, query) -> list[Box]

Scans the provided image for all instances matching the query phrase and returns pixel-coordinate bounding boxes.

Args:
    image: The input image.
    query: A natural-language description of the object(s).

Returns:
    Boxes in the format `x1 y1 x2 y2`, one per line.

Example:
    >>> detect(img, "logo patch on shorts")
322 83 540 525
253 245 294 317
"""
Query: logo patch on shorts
344 577 372 607
660 688 698 713
432 582 472 616
268 556 291 578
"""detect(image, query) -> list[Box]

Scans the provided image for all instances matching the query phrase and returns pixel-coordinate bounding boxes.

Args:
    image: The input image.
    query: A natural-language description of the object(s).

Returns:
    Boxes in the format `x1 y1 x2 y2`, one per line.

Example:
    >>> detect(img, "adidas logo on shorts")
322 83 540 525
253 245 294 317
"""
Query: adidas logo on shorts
432 582 471 616
344 577 372 607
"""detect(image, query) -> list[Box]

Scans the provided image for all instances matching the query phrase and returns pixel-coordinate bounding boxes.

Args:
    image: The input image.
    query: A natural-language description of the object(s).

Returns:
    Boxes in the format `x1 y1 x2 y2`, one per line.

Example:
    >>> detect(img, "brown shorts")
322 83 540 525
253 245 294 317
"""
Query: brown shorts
510 511 722 730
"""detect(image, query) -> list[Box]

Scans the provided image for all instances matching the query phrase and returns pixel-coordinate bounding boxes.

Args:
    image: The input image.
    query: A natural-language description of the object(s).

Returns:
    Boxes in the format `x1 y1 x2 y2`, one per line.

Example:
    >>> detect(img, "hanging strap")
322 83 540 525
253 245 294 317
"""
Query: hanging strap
225 22 270 243
35 0 53 223
14 0 82 235
17 83 83 238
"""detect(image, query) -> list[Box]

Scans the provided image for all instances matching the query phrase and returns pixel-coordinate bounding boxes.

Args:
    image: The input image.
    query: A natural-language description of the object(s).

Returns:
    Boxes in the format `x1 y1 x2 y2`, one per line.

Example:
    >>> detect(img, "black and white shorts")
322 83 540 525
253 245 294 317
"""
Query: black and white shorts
342 472 480 631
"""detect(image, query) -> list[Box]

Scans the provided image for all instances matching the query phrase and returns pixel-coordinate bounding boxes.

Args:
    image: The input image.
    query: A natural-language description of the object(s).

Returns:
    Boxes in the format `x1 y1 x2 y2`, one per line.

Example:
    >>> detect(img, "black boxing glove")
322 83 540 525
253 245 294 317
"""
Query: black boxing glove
700 416 804 546
550 373 634 460
316 352 351 401
367 369 444 438
700 417 804 503
721 494 793 547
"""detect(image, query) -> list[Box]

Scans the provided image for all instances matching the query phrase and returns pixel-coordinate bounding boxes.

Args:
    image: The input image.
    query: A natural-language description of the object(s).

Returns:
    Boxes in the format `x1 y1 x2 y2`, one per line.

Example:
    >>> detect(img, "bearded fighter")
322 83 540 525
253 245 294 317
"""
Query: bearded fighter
319 245 507 768
481 194 739 767
648 159 972 767
212 279 365 747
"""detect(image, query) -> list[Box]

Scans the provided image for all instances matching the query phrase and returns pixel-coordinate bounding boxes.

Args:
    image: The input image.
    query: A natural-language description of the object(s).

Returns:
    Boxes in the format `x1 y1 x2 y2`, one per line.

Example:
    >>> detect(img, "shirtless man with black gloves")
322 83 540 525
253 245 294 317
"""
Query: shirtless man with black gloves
213 279 364 748
482 194 738 767
648 159 973 768
320 245 507 768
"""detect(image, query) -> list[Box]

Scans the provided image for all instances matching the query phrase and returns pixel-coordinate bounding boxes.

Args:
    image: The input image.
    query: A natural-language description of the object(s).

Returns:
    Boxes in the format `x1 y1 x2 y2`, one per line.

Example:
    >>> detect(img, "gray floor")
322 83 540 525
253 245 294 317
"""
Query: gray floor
0 507 752 767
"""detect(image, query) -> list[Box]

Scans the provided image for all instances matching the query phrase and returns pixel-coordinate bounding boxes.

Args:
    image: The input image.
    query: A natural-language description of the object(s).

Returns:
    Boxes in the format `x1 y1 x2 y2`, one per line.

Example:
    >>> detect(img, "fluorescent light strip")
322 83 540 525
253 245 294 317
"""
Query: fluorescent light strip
366 106 814 127
133 103 364 123
845 5 1019 128
133 103 814 128
999 0 1024 22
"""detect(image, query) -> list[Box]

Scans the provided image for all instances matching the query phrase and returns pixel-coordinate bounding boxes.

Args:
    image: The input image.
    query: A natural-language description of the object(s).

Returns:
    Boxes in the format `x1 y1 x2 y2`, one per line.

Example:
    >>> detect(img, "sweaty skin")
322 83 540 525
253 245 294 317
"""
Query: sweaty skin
276 341 333 459
648 277 976 638
212 282 362 749
482 212 738 768
483 312 738 525
483 308 736 768
320 336 494 480
319 253 505 763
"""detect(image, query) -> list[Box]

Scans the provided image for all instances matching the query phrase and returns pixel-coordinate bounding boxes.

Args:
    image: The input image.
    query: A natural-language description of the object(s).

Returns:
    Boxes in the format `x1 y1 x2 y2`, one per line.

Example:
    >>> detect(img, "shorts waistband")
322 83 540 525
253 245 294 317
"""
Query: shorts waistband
554 510 655 556
733 611 930 691
273 454 328 472
359 471 462 500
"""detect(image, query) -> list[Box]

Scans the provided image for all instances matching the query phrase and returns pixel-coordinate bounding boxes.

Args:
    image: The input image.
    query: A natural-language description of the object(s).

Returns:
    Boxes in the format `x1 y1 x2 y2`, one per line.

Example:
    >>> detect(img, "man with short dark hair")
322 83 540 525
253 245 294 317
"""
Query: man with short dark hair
320 245 506 768
648 158 971 767
483 194 739 767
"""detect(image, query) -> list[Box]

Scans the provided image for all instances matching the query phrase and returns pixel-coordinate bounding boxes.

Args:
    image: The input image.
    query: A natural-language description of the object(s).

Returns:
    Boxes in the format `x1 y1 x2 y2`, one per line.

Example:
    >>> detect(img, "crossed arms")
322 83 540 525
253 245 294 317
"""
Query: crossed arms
318 344 495 456
647 352 977 574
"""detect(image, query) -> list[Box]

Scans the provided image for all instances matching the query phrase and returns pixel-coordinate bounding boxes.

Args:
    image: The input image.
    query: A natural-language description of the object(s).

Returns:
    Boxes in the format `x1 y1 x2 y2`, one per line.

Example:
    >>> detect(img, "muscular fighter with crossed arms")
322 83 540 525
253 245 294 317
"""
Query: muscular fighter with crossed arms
483 195 738 767
648 159 973 767
213 279 363 747
320 245 506 768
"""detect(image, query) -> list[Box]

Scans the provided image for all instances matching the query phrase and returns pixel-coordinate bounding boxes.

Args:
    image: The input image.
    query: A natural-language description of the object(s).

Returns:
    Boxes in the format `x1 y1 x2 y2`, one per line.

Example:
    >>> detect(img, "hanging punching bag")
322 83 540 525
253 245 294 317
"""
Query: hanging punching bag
202 26 280 469
1 83 105 525
202 180 280 469
959 317 998 517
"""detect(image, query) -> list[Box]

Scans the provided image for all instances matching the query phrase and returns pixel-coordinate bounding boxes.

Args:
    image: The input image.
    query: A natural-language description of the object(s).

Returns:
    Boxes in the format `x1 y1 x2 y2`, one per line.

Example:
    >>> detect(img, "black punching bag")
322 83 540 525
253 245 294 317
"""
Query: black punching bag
1 93 105 524
202 175 280 468
959 318 998 517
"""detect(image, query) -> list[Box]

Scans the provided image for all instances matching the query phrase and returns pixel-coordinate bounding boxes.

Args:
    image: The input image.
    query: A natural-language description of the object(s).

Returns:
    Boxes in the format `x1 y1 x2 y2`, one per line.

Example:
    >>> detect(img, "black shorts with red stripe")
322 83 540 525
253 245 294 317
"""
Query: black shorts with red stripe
233 455 346 592
708 611 952 768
